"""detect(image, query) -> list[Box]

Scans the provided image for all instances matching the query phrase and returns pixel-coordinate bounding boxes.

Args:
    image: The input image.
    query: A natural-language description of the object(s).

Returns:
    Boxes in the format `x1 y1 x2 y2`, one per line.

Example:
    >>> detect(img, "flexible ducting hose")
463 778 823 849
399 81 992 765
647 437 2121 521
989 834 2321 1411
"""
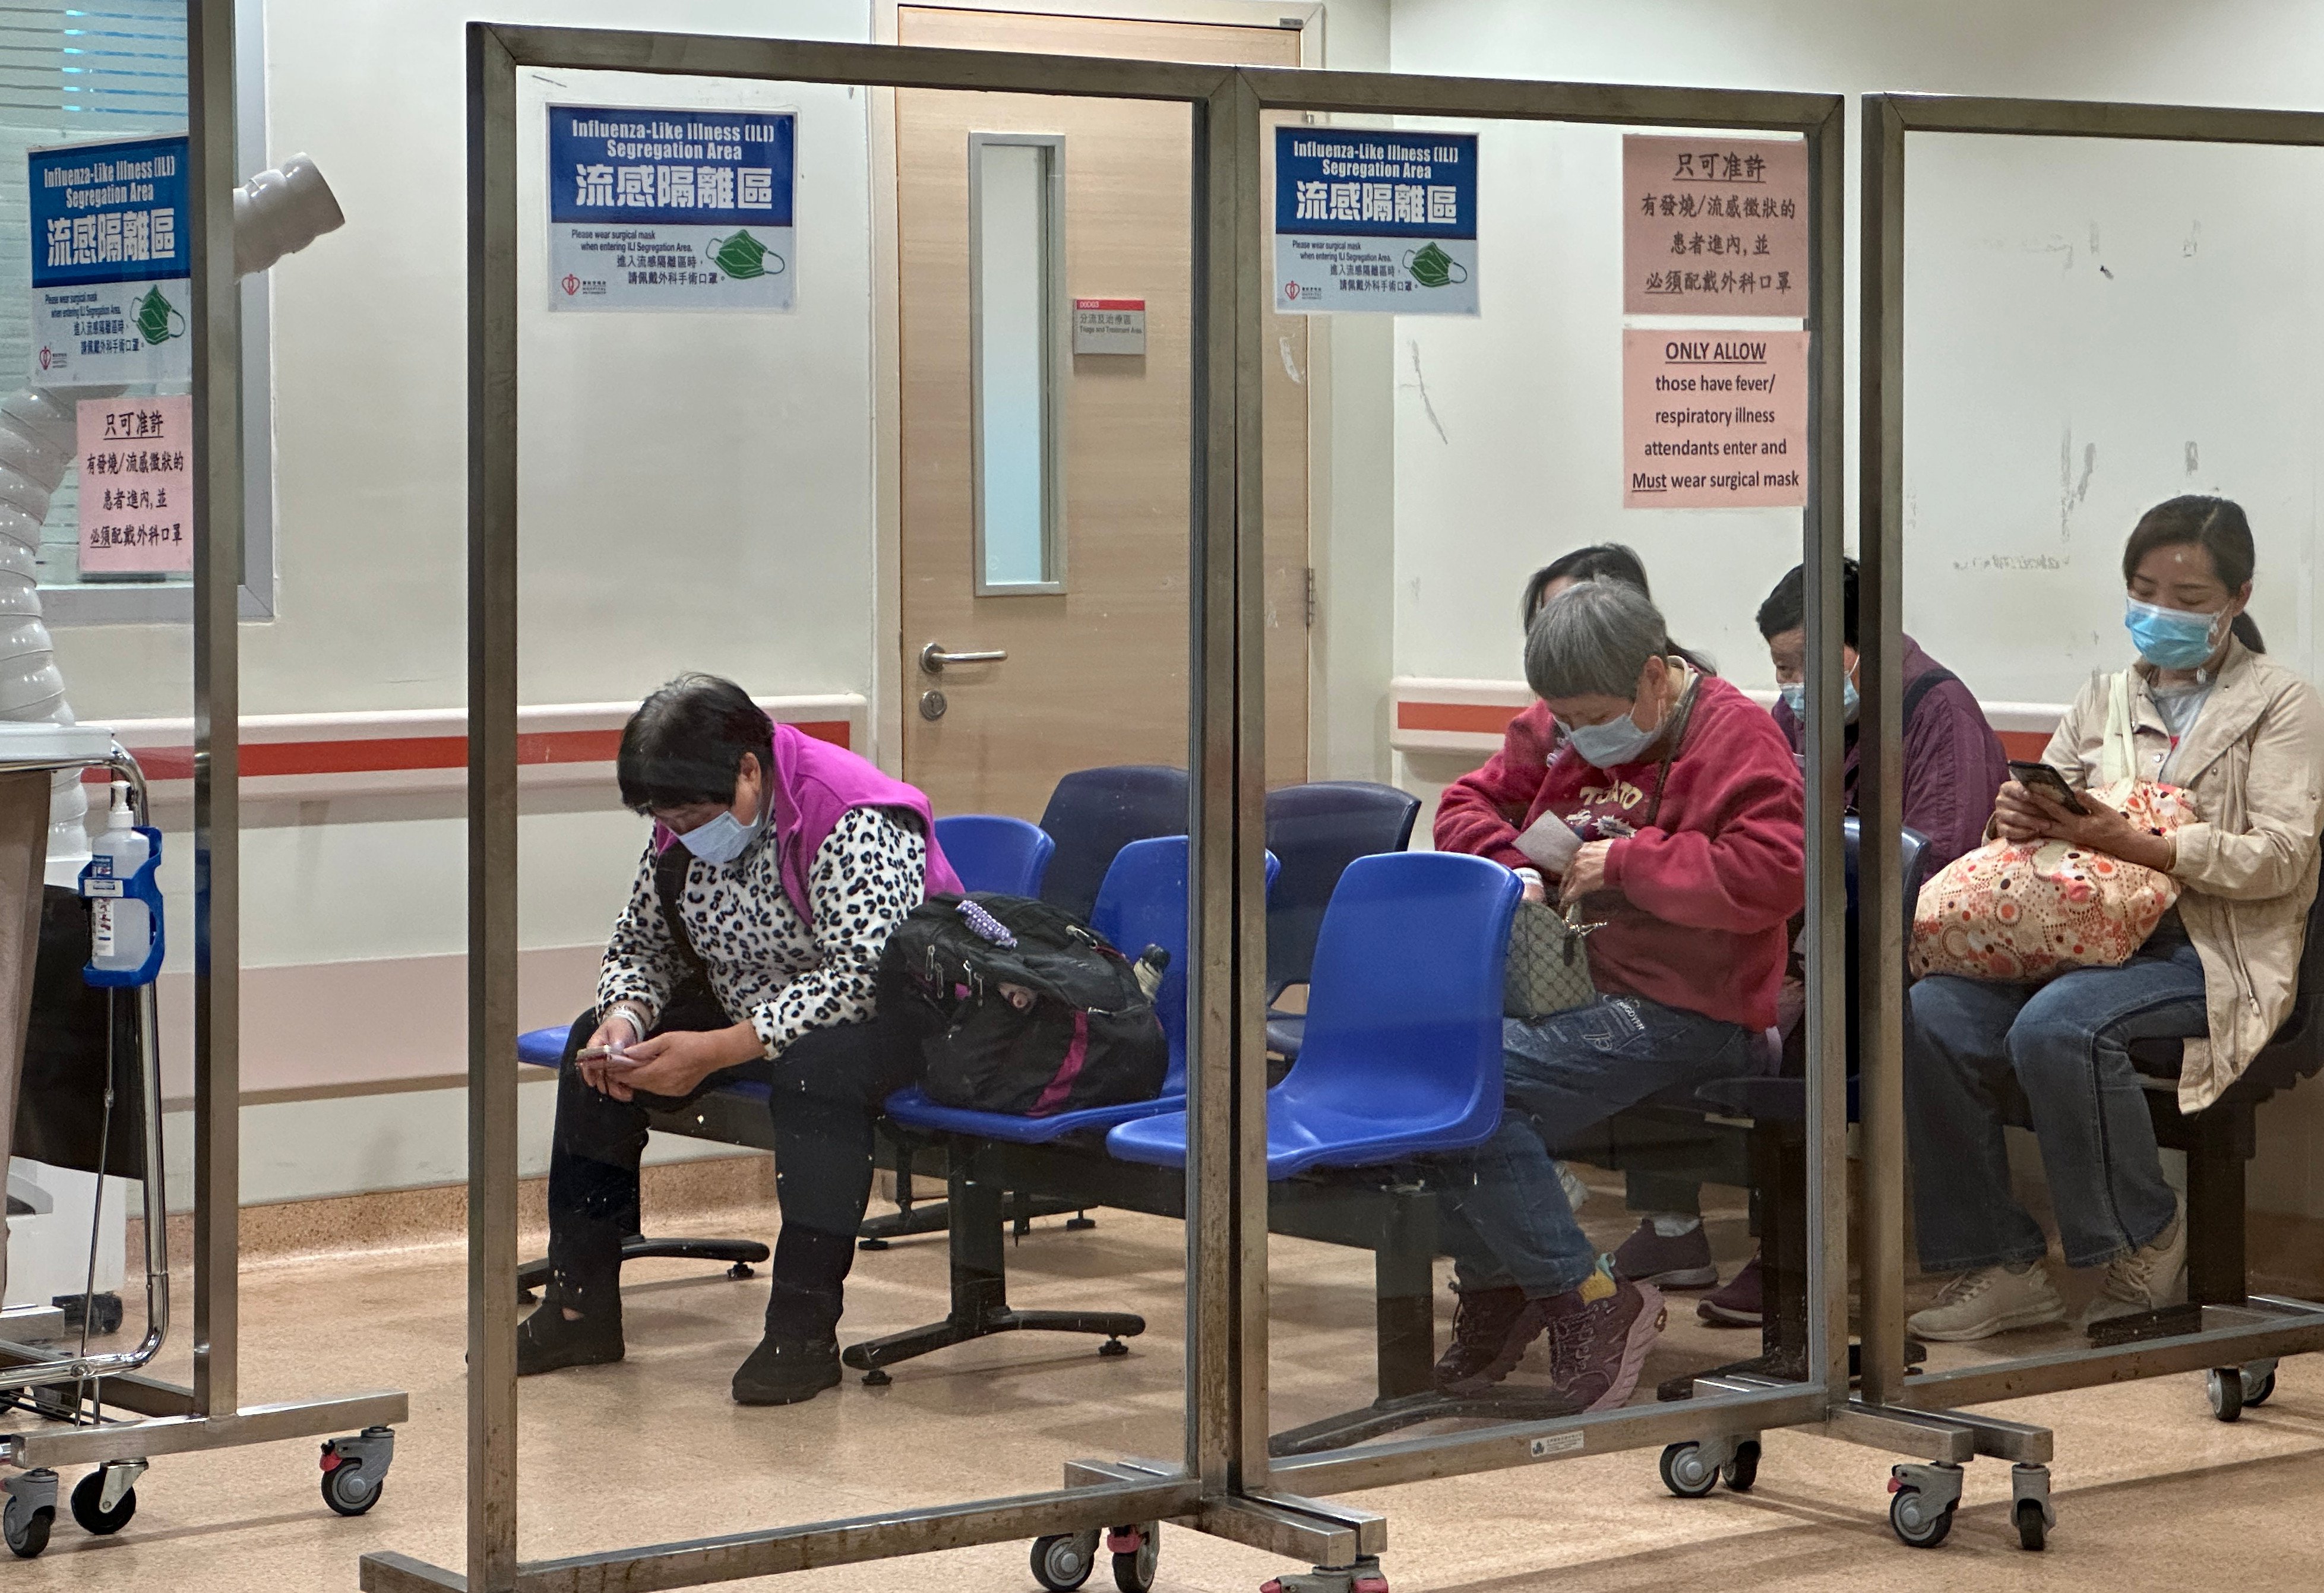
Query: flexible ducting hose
0 156 342 884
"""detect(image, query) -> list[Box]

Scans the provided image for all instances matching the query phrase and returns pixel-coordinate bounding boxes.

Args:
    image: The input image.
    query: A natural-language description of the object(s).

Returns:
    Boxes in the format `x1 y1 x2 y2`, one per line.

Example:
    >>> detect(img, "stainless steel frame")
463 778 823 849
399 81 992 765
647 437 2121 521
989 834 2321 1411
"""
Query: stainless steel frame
370 26 1882 1592
0 0 408 1485
1857 90 2324 1429
967 130 1069 597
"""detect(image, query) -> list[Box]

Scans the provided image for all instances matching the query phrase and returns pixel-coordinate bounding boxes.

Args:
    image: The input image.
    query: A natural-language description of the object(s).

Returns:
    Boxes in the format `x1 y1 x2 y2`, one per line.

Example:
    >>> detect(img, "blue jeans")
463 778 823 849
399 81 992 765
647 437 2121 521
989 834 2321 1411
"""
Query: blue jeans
1440 995 1756 1298
1905 933 2203 1273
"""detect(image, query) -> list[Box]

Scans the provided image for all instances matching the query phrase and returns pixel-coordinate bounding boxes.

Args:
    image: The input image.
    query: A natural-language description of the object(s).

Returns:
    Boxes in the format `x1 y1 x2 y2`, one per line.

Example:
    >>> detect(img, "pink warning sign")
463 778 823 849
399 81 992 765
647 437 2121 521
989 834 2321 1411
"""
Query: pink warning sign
77 394 191 576
1623 135 1808 317
1623 330 1808 510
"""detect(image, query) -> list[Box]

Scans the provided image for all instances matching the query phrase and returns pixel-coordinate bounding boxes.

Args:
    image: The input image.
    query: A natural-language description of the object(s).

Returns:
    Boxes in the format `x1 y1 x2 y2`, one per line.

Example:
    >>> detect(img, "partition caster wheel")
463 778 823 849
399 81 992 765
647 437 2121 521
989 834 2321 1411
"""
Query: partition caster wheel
2014 1499 2047 1552
2243 1361 2278 1408
1098 1339 1129 1359
2 1471 55 1559
71 1460 144 1535
1887 1462 1961 1548
2208 1367 2245 1423
1030 1529 1099 1591
1658 1443 1719 1499
319 1427 396 1517
1109 1522 1159 1593
1721 1440 1760 1493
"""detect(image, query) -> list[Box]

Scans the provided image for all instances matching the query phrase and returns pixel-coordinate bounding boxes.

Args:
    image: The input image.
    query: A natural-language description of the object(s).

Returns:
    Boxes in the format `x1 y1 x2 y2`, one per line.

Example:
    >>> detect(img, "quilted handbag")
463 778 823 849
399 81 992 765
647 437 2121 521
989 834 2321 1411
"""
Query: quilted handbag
1909 776 2199 984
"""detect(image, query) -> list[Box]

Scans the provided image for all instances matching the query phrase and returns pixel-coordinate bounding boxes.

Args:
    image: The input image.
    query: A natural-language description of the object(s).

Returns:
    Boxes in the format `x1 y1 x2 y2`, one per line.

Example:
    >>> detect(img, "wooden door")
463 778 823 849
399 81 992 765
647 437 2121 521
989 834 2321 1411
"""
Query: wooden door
896 6 1309 820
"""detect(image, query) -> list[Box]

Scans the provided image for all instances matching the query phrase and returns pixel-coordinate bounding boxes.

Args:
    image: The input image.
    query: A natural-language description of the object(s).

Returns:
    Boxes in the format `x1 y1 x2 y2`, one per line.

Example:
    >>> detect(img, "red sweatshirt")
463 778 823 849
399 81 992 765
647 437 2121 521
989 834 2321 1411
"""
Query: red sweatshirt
1434 676 1804 1030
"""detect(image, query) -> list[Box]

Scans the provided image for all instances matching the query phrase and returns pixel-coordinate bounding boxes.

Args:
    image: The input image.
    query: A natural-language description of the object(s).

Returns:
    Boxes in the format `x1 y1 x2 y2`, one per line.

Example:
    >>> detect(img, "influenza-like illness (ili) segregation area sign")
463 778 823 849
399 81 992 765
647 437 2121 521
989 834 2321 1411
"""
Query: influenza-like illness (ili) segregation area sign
548 105 797 311
29 133 190 387
1273 127 1478 315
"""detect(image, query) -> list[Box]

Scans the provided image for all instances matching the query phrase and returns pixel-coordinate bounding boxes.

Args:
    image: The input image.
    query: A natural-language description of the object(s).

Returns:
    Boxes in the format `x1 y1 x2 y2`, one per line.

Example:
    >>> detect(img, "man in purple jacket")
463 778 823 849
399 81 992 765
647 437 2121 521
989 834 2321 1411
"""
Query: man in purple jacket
518 674 960 1405
1612 560 2009 1323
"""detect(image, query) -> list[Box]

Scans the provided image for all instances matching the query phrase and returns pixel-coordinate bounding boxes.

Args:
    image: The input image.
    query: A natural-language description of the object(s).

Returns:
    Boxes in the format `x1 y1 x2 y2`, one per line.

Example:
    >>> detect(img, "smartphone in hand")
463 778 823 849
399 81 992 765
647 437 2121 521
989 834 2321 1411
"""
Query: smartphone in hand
577 1044 645 1069
2007 759 2090 817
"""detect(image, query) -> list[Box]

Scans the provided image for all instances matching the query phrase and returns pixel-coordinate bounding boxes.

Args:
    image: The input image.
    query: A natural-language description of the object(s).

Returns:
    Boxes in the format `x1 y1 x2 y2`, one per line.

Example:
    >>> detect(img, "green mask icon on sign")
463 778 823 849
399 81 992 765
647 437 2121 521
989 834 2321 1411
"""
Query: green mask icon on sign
1405 242 1469 289
706 230 786 280
135 286 185 345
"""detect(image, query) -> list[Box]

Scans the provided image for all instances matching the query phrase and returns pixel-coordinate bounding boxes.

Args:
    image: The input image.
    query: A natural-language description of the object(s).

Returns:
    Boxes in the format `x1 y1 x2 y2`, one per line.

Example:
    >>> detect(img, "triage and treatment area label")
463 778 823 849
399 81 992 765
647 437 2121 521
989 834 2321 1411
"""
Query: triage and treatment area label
1621 135 1808 318
1623 330 1809 509
1273 127 1478 315
547 105 796 312
29 134 189 387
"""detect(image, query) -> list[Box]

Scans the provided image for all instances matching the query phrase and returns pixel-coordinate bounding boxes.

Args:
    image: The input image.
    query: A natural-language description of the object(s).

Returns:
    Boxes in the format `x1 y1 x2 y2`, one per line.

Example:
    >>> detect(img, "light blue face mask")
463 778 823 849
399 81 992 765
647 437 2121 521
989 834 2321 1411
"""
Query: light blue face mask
2125 595 2225 670
676 805 764 865
1779 678 1861 723
1567 707 1661 769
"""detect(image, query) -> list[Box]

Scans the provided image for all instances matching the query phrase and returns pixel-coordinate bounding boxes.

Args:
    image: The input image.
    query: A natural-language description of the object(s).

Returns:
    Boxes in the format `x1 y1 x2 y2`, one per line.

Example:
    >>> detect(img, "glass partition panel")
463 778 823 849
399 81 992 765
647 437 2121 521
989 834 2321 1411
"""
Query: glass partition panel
508 59 1200 1557
1894 130 2324 1395
1266 110 1830 1465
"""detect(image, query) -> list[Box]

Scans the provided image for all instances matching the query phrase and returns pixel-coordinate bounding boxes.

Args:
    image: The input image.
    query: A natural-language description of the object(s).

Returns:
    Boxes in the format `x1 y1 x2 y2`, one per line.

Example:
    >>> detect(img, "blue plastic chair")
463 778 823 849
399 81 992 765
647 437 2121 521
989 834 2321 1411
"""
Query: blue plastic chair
1036 765 1188 922
1263 782 1422 1058
934 814 1056 897
880 835 1276 1143
1108 851 1520 1180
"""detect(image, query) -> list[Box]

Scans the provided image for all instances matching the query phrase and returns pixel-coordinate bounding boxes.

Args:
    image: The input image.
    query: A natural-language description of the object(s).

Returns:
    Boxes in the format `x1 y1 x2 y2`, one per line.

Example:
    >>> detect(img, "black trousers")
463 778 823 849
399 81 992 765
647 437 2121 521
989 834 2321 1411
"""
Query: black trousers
543 987 920 1322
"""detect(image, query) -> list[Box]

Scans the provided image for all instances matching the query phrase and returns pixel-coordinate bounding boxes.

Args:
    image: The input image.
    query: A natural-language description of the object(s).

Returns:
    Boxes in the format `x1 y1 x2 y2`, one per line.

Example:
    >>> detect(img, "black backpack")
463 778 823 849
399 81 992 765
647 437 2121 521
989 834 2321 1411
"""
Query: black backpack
877 892 1170 1117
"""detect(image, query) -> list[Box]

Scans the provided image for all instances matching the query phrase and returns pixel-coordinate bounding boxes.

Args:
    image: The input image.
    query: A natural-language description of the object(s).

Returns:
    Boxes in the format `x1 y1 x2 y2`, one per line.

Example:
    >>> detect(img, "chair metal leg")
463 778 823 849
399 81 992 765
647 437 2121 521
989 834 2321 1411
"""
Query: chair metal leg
515 1233 770 1301
841 1140 1144 1383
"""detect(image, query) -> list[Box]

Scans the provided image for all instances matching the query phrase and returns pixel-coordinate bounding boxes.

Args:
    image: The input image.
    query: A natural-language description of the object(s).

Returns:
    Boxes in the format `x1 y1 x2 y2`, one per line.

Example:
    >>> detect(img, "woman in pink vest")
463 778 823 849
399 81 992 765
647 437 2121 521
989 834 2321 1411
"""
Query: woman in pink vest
519 674 960 1405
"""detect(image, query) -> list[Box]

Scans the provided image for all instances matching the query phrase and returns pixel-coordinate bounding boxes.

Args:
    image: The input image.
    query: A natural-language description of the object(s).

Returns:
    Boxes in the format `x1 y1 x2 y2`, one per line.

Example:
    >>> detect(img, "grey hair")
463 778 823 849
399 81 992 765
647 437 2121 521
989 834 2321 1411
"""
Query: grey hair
1524 579 1671 701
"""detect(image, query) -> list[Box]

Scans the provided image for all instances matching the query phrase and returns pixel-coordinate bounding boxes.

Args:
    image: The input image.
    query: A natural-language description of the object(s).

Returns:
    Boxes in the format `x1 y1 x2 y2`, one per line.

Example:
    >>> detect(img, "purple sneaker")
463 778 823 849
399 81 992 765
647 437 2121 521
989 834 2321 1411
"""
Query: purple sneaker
1442 1262 1668 1410
1612 1219 1720 1291
1697 1253 1763 1328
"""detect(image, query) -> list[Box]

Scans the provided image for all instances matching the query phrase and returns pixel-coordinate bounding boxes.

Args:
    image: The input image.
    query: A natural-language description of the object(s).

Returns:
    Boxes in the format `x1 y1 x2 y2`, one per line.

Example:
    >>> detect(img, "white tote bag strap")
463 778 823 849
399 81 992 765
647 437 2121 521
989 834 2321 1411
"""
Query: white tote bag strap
2099 669 2138 786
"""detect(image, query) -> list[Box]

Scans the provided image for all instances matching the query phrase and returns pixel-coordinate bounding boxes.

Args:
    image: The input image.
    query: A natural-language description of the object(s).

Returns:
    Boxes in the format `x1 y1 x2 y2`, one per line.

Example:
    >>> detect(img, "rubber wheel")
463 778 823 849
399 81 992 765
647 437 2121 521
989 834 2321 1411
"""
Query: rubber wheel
2015 1498 2047 1552
1721 1440 1761 1493
321 1462 384 1518
69 1470 136 1535
1030 1532 1096 1592
1889 1488 1954 1548
2245 1367 2278 1408
2208 1368 2245 1423
1112 1524 1159 1593
1658 1442 1718 1499
3 1506 49 1559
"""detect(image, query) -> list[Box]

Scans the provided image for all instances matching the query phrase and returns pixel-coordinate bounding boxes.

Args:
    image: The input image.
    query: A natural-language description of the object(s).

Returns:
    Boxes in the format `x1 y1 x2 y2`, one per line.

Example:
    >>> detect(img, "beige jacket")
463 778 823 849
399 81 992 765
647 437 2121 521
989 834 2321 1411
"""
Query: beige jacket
2044 639 2324 1110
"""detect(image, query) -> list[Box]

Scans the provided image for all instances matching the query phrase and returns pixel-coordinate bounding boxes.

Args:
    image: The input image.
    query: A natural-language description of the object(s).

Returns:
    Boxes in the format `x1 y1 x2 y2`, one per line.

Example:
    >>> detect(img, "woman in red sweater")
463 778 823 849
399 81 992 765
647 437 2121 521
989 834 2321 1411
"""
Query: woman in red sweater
1431 580 1804 1412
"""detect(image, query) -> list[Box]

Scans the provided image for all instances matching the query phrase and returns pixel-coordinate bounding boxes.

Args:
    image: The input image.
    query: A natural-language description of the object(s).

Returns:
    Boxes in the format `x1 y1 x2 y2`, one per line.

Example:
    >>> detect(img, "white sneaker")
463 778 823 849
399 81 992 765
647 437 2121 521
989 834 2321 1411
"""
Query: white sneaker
2080 1193 2188 1330
1555 1162 1592 1214
1908 1263 2067 1342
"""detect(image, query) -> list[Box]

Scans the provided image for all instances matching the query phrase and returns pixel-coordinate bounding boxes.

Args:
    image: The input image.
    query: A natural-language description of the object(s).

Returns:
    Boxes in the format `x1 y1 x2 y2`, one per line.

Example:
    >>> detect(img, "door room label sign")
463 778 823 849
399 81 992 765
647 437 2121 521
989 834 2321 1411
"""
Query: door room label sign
548 105 796 311
1622 330 1808 509
1273 127 1478 315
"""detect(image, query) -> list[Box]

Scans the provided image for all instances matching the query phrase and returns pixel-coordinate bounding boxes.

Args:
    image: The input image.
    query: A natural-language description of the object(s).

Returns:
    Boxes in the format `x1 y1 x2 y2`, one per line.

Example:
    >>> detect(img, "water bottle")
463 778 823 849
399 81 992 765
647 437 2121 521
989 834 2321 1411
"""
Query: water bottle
89 780 150 973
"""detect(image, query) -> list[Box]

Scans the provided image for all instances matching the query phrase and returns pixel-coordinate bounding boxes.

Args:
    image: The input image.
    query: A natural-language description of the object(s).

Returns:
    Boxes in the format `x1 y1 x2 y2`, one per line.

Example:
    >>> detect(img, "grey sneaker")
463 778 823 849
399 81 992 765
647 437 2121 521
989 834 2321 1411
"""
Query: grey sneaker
1907 1263 2066 1342
2080 1194 2188 1330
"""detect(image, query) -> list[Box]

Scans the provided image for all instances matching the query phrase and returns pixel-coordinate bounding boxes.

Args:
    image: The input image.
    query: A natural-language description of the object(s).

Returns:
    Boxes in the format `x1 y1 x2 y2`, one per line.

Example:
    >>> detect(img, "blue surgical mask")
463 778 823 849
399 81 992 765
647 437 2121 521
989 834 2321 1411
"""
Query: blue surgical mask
2125 595 2224 670
1777 679 1861 723
1567 707 1661 769
676 806 764 865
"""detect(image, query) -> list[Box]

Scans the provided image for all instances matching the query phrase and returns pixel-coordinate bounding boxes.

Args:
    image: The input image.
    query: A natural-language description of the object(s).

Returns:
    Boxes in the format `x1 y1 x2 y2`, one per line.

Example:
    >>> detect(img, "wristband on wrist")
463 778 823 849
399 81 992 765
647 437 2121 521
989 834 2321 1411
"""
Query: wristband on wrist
603 1004 647 1041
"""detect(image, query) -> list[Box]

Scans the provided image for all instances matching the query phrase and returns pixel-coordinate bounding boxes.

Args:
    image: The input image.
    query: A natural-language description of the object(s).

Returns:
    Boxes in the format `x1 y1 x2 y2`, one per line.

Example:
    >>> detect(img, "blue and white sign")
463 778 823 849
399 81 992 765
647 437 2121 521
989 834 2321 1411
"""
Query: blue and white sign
1273 127 1478 315
548 105 796 312
29 134 191 387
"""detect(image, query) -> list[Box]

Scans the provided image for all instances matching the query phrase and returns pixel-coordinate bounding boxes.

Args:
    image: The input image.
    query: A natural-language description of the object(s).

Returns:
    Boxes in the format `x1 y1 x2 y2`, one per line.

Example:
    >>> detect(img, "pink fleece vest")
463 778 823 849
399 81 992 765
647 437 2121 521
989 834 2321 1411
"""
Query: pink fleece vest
655 723 962 932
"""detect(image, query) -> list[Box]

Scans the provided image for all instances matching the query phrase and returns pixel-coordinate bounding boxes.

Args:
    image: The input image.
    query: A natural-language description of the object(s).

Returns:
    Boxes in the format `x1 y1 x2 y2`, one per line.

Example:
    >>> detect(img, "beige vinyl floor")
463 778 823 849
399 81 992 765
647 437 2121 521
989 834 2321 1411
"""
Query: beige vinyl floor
12 1172 2324 1592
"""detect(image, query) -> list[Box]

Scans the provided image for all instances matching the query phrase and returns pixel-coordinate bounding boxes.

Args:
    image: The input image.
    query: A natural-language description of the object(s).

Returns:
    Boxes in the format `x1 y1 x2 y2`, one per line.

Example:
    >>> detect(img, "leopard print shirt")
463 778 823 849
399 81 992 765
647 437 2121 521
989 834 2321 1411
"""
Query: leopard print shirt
596 805 928 1059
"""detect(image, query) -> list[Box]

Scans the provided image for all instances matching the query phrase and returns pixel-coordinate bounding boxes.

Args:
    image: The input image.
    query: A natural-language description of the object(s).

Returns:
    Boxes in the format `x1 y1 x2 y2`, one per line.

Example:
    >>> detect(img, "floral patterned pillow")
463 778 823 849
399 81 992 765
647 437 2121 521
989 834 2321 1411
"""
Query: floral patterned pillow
1909 779 2201 984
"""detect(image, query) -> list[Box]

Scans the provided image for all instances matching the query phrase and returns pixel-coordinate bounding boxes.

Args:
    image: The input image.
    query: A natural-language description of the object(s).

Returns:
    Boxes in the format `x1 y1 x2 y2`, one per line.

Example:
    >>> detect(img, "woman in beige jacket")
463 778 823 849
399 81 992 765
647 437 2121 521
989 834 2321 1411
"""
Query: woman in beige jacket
1904 497 2324 1344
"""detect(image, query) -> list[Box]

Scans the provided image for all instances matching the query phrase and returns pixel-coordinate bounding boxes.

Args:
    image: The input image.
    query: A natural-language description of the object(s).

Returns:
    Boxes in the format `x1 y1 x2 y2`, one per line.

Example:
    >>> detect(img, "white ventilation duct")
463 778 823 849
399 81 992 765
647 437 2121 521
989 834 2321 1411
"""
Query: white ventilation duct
0 156 344 883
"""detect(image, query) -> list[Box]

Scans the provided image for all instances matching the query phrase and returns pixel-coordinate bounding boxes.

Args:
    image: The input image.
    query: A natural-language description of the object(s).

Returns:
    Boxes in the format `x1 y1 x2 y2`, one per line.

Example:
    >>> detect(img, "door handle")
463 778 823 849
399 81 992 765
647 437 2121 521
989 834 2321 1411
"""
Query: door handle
920 641 1007 674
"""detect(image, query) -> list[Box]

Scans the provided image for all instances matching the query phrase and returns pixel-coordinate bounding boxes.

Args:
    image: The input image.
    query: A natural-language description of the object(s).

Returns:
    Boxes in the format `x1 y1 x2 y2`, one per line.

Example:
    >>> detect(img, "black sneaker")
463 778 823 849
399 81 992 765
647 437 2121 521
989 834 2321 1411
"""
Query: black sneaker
1611 1219 1719 1290
1433 1284 1525 1393
516 1305 623 1376
732 1332 842 1406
